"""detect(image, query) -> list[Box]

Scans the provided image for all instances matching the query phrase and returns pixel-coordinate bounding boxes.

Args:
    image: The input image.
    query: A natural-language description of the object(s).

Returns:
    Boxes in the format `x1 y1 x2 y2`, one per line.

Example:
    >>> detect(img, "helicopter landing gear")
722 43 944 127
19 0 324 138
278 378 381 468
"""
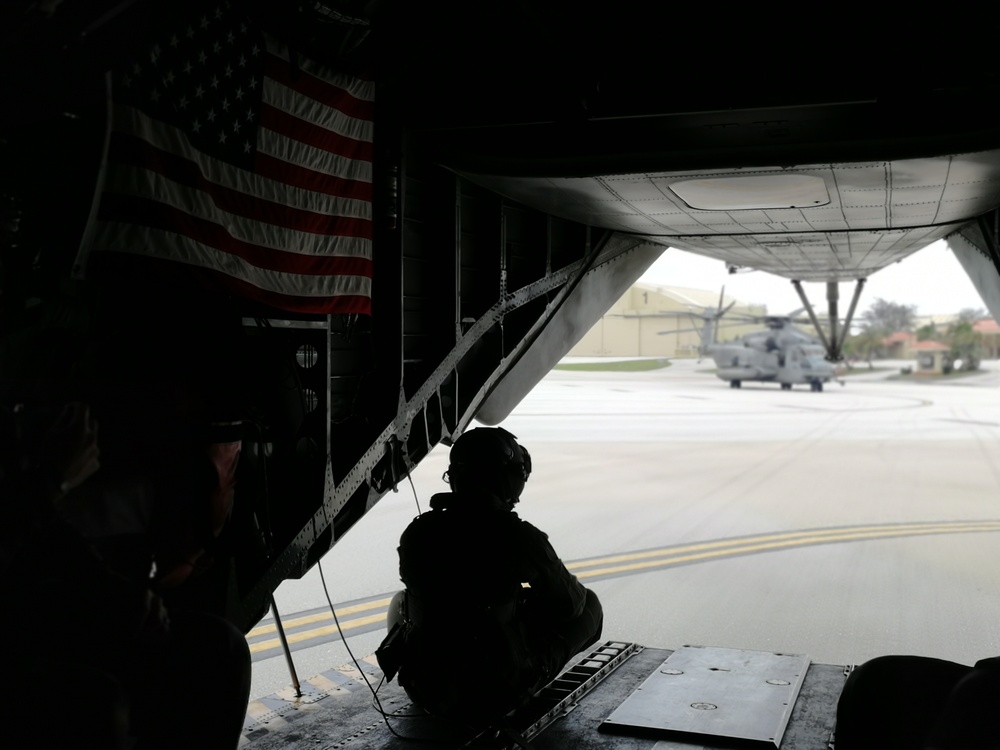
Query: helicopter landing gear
730 380 741 388
809 380 824 392
781 383 792 391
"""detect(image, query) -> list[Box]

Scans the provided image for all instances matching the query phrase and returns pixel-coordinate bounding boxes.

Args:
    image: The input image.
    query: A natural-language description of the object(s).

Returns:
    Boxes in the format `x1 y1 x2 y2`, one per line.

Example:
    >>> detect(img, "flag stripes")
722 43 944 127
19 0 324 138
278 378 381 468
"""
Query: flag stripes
81 4 374 314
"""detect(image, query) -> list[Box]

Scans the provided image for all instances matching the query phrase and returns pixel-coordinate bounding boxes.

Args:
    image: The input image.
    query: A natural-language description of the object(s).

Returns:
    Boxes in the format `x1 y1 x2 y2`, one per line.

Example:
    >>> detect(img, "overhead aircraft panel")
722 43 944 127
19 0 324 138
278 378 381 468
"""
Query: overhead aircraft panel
663 225 957 282
458 150 1000 282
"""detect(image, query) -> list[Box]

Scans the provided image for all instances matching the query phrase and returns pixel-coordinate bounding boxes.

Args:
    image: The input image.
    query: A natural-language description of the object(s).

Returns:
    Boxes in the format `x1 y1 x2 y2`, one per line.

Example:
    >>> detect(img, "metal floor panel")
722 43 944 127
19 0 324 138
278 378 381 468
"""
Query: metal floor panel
240 645 847 750
599 646 810 749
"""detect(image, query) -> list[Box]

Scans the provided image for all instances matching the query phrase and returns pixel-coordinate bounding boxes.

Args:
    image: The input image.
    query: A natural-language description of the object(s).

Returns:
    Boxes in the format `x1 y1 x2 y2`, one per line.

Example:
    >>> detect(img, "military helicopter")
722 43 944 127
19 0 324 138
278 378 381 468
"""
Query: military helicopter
665 289 842 392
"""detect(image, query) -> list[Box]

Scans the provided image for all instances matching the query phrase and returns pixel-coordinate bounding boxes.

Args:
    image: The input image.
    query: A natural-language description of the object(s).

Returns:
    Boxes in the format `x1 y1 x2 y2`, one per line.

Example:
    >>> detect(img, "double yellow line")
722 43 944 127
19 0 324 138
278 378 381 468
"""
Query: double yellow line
567 520 1000 579
248 598 392 655
247 520 1000 657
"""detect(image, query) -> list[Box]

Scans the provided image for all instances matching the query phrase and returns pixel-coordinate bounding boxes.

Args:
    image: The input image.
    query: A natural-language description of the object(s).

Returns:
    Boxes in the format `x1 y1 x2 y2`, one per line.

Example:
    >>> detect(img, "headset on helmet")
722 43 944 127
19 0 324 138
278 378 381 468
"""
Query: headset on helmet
445 427 532 503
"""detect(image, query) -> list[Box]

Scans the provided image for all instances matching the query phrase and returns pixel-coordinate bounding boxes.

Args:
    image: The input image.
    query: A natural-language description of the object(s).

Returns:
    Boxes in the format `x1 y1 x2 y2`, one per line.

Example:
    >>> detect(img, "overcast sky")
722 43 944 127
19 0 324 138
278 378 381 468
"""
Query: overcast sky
637 239 987 318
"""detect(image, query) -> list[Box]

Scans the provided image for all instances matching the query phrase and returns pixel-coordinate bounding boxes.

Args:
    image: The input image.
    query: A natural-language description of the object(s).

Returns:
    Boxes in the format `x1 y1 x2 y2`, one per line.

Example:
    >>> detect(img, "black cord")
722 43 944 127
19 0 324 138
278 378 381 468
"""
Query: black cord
317 559 411 740
316 560 480 745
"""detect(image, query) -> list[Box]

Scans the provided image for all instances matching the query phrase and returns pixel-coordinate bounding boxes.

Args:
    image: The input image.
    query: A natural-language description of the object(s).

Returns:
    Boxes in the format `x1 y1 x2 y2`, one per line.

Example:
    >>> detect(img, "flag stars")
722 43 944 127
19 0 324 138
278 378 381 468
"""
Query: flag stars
218 130 227 144
186 25 195 39
245 107 254 122
210 75 219 89
243 141 251 153
213 41 222 54
251 44 260 56
248 77 257 90
132 62 142 75
149 44 161 63
200 15 209 29
178 95 189 110
221 97 230 111
238 54 247 68
164 70 175 85
198 50 207 64
207 108 217 122
150 88 161 103
240 22 247 34
183 61 192 74
233 119 241 133
192 119 201 134
235 87 244 101
194 85 204 99
224 64 233 78
226 31 235 44
214 6 223 19
169 34 179 48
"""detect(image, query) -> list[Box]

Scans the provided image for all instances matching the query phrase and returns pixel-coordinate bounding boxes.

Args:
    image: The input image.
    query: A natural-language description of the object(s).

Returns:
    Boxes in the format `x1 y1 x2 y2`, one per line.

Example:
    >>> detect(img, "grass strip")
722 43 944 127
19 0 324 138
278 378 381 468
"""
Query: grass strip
554 359 671 372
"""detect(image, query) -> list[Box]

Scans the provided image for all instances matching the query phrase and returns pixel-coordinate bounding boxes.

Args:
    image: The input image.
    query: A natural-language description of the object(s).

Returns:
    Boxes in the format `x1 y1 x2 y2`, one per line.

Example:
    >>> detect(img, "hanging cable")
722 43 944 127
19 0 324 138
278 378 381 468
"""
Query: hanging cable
317 559 418 740
317 558 480 744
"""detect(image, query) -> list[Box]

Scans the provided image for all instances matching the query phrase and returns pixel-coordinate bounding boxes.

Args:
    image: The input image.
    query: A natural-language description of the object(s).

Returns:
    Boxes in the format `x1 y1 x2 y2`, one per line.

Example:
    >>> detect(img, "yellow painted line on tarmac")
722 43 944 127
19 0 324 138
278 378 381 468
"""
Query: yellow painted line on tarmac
249 521 1000 657
247 597 392 639
571 522 1000 580
566 521 1000 571
249 612 389 654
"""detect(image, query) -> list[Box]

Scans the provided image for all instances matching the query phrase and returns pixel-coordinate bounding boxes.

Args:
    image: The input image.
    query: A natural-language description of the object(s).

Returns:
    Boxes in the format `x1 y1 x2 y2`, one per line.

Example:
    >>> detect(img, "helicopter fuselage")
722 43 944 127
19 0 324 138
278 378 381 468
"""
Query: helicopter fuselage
710 339 836 391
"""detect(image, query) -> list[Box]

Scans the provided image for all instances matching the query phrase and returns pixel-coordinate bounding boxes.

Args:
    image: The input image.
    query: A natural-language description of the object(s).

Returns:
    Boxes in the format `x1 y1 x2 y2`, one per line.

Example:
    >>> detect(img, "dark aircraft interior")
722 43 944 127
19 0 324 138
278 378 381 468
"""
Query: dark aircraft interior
5 6 1000 744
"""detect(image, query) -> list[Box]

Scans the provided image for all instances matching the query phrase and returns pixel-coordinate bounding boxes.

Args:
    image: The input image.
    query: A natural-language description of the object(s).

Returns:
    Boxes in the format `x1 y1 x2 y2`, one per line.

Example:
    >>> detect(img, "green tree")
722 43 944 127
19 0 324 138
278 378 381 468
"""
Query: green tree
946 320 983 371
916 323 937 342
957 307 987 323
860 298 917 335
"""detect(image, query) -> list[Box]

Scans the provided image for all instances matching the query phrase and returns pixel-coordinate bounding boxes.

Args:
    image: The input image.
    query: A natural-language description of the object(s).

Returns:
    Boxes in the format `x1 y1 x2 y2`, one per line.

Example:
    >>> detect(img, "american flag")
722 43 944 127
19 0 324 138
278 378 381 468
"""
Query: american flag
79 3 374 315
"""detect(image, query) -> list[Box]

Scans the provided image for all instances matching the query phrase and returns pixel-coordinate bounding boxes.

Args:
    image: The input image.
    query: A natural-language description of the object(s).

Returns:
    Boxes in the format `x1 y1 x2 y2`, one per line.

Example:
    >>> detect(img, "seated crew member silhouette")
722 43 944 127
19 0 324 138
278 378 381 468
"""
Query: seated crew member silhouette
377 427 603 727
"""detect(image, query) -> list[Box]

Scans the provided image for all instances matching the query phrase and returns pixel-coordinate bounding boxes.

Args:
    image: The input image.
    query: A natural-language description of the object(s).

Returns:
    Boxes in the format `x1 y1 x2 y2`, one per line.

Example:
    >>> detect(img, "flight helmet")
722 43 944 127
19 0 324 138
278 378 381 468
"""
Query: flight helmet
446 427 532 505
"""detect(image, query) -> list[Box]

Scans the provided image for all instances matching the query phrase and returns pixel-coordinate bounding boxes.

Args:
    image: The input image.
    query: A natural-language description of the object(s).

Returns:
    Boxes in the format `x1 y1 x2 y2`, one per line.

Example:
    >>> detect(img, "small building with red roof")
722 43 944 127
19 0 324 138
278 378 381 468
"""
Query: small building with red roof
912 340 951 375
882 331 917 359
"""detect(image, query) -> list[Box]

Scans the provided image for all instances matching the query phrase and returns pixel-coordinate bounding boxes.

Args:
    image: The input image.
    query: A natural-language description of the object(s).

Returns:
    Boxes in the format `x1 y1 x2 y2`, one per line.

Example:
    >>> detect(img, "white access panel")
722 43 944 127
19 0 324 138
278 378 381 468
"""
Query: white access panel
600 645 810 748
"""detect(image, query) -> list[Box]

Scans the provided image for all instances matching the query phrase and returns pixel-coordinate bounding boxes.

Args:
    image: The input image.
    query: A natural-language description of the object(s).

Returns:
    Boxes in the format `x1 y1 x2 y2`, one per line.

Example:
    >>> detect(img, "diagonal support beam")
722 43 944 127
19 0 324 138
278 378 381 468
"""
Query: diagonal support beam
793 279 866 362
836 279 867 356
977 214 1000 273
792 280 833 356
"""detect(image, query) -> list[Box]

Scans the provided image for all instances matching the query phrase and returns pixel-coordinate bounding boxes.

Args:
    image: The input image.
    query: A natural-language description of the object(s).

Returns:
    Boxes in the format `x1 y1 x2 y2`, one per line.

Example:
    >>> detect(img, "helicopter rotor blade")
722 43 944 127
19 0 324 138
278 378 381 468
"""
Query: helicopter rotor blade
718 300 737 318
659 321 759 336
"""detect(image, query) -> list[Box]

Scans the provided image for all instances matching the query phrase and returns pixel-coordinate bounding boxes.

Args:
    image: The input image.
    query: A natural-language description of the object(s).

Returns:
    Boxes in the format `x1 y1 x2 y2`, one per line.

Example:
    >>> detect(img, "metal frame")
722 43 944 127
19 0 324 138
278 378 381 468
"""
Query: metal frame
792 279 866 362
235 229 644 625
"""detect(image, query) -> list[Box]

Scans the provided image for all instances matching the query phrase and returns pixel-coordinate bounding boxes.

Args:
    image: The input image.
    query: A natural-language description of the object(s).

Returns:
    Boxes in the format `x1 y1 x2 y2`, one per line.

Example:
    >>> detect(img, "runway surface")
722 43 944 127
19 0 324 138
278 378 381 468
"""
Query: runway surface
249 359 1000 700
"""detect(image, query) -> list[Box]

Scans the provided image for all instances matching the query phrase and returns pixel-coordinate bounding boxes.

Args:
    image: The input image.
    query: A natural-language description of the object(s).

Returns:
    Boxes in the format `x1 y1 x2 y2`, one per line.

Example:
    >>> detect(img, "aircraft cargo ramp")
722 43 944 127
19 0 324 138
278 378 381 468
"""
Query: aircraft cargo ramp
240 642 847 749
